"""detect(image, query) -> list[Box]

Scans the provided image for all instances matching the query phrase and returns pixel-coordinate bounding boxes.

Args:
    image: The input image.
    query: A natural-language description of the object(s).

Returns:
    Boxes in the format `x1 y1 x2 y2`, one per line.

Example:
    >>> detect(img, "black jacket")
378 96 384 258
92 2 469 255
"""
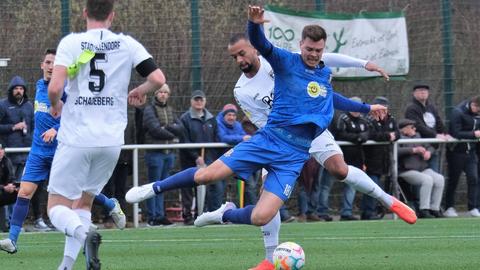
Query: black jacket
404 97 446 138
0 76 34 164
448 100 480 154
179 108 220 168
332 112 369 169
142 99 183 145
364 114 400 176
398 133 435 173
0 155 16 193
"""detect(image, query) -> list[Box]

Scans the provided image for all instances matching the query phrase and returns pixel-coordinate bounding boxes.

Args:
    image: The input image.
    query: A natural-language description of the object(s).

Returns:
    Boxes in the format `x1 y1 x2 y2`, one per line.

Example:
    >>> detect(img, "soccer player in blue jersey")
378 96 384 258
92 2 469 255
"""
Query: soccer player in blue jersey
126 5 413 231
0 49 126 258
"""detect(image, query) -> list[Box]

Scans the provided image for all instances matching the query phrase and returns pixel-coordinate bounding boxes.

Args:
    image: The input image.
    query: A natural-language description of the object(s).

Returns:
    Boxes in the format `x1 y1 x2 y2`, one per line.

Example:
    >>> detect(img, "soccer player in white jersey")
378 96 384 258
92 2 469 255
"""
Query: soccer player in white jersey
226 33 415 270
47 1 165 269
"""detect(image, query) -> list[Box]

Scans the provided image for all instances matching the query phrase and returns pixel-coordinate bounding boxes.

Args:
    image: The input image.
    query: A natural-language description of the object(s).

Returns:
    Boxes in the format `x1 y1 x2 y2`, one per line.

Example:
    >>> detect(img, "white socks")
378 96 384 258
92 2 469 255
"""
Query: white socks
63 209 92 259
342 165 393 207
261 211 280 262
48 205 91 269
48 205 87 241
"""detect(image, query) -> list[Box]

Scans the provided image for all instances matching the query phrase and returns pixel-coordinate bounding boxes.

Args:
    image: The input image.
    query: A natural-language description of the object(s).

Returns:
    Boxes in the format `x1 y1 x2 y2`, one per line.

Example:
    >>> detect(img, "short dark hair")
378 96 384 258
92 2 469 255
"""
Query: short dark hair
471 95 480 105
301 25 327 42
229 33 249 46
86 0 114 21
45 48 56 55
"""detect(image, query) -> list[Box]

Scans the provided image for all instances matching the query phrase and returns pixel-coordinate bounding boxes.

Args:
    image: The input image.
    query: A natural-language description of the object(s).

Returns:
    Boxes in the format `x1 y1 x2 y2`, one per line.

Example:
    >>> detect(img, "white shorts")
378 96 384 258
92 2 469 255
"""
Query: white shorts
308 129 343 166
47 143 121 200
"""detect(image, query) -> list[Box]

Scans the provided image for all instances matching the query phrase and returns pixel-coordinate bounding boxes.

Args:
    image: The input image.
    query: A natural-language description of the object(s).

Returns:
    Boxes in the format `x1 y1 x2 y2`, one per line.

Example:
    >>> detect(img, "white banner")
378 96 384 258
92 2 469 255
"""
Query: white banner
264 6 409 78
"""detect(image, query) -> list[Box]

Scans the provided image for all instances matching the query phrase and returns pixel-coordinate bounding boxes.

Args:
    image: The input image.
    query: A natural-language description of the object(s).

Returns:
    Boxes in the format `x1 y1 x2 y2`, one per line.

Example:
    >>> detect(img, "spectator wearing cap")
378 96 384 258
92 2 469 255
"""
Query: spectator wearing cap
362 96 400 220
216 103 251 144
398 119 445 218
0 76 34 181
141 84 183 226
404 82 451 172
178 90 221 224
444 95 480 217
0 144 17 232
330 96 370 221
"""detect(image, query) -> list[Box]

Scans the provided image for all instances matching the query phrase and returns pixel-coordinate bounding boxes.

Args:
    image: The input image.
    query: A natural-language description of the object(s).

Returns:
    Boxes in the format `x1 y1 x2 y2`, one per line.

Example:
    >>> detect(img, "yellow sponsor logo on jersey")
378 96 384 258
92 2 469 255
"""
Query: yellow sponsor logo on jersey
34 100 49 113
306 81 327 98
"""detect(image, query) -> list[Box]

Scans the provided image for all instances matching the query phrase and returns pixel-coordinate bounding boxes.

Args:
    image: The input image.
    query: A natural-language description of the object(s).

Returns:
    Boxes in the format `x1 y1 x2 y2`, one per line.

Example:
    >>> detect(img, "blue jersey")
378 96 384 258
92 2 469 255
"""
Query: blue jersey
248 22 334 140
31 79 65 155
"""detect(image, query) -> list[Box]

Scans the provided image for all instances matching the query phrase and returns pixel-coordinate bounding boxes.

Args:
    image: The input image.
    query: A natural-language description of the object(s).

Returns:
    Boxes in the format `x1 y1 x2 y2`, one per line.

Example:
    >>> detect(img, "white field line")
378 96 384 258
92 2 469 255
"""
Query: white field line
11 234 480 246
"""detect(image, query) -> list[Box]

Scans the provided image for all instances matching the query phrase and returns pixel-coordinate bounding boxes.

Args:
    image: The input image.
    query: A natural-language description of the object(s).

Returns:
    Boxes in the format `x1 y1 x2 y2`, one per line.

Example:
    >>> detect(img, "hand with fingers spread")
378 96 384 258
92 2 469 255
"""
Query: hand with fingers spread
248 5 269 24
365 61 390 81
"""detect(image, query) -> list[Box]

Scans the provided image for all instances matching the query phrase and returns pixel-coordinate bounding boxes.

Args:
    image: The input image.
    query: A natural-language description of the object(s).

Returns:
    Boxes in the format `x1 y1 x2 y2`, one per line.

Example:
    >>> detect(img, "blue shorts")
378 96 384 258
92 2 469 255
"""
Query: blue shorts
22 152 54 182
220 128 309 201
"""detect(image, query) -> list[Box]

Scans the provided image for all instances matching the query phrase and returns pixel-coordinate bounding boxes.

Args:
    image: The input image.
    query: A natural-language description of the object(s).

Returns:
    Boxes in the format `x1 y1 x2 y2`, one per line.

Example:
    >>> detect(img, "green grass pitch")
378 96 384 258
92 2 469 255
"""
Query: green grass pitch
1 218 479 269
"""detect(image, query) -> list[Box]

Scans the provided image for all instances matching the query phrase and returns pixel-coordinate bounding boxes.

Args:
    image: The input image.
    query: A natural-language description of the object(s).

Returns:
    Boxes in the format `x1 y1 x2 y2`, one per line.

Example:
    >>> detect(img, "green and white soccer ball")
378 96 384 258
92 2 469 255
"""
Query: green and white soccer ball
273 242 305 270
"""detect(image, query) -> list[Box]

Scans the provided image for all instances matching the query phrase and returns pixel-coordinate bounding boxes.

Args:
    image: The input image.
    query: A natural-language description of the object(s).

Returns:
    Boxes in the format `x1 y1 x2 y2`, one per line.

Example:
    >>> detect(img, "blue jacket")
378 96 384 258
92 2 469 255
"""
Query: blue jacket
216 112 246 145
0 76 34 164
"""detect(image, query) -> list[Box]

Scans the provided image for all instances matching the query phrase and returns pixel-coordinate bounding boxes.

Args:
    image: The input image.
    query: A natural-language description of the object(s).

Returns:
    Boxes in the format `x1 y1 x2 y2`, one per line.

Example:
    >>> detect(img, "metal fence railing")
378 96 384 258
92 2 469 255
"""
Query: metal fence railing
5 138 478 228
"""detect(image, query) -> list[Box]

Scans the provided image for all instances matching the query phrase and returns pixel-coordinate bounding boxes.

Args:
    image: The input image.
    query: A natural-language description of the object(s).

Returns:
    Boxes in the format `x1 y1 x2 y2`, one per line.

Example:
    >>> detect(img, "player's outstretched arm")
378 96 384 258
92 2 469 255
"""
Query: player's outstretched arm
332 92 370 114
365 61 390 81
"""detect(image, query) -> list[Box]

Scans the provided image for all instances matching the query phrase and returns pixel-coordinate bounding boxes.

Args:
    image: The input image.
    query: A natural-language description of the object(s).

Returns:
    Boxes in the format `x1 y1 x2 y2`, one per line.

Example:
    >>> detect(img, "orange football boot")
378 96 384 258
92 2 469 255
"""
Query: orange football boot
389 196 417 224
248 259 275 270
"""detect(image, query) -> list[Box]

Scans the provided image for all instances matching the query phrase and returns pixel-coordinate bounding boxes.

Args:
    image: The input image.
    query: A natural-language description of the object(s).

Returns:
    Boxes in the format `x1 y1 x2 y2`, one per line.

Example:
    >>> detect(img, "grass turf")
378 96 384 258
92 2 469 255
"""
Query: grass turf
1 217 479 269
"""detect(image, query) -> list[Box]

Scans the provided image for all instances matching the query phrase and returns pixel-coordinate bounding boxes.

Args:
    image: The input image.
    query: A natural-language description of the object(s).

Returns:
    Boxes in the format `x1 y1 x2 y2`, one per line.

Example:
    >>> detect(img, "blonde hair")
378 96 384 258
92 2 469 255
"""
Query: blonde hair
155 84 170 95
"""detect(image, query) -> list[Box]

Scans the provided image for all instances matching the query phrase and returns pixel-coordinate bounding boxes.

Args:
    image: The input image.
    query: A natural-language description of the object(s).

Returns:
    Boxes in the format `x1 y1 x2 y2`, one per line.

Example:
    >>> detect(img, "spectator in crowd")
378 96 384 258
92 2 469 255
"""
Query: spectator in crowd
142 84 182 226
0 144 16 232
0 76 48 230
404 82 451 172
331 97 370 221
363 96 400 220
0 144 17 207
445 95 480 217
0 76 34 180
216 103 250 144
179 90 220 224
398 119 445 218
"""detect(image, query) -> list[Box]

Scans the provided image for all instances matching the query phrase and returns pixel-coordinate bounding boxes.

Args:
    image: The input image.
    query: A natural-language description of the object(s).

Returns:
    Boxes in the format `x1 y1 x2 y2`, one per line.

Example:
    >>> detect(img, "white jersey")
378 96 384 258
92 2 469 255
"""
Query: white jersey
54 28 152 147
233 53 367 129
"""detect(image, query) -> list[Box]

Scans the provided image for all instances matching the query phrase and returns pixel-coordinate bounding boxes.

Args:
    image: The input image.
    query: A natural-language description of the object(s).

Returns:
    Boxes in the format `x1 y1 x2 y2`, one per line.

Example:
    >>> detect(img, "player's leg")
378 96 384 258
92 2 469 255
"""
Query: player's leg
93 193 126 229
81 146 121 269
0 188 20 253
47 144 114 270
6 182 38 246
58 195 95 270
126 135 282 204
1 151 53 253
126 159 234 203
311 131 416 224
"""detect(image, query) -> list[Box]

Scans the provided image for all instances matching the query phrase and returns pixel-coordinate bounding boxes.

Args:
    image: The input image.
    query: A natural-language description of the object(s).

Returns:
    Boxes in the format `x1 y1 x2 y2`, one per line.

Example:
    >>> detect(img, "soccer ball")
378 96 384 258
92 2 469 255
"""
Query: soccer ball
273 242 305 270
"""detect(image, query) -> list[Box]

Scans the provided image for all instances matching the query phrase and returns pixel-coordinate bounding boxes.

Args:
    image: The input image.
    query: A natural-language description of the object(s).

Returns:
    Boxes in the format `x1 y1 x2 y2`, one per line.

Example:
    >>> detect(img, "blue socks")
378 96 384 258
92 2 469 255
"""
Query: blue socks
153 167 198 194
222 205 254 225
9 197 30 243
94 193 115 212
